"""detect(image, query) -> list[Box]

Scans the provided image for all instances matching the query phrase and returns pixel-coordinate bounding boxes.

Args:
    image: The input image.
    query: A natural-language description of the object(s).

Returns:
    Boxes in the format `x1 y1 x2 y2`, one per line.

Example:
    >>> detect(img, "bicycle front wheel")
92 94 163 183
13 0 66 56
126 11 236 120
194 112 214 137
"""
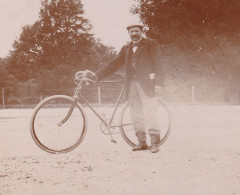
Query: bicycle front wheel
30 95 87 154
119 97 171 147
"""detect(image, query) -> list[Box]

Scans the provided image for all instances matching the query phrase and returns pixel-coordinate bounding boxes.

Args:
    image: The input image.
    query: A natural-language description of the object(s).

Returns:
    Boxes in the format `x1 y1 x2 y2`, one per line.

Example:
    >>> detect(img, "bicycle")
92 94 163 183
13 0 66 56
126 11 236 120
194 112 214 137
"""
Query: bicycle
30 71 172 154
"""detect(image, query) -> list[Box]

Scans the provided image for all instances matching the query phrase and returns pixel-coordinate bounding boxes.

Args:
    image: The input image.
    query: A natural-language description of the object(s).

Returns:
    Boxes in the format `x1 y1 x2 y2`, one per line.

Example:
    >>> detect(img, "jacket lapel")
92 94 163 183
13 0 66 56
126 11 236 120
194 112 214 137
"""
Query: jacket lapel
125 43 131 65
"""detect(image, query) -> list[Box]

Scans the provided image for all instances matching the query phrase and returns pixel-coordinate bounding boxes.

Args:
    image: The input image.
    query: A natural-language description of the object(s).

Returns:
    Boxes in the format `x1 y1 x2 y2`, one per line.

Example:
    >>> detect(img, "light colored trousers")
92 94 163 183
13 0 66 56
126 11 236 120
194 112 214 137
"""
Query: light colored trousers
128 81 161 135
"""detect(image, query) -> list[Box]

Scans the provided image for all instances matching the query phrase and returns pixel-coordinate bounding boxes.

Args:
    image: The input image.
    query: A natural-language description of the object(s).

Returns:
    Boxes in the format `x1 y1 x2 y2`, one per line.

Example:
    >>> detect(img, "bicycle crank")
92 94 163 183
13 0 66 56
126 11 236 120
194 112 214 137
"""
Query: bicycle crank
108 126 117 144
100 119 118 135
99 120 118 143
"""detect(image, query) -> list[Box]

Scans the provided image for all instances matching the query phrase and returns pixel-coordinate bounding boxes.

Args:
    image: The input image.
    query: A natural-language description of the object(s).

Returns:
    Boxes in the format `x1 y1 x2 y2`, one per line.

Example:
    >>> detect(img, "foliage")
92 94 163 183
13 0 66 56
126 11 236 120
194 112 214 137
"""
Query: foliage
133 0 240 48
7 0 116 92
133 0 240 89
0 57 16 88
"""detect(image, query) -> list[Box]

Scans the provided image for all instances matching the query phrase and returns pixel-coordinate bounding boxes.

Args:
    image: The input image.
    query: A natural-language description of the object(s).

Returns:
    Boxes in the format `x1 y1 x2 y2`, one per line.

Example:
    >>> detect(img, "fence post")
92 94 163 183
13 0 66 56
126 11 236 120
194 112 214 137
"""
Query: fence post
192 86 195 105
2 88 5 109
98 86 101 107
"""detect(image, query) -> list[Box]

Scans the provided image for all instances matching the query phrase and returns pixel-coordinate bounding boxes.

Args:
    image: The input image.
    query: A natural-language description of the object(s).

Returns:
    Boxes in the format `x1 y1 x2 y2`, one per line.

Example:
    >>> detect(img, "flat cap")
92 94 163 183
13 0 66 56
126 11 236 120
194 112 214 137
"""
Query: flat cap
126 24 144 30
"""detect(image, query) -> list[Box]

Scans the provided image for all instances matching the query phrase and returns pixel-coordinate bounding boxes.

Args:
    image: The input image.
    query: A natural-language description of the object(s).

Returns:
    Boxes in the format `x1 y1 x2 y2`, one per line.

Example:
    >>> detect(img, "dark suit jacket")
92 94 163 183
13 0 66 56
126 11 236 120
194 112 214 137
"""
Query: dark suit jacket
95 37 164 98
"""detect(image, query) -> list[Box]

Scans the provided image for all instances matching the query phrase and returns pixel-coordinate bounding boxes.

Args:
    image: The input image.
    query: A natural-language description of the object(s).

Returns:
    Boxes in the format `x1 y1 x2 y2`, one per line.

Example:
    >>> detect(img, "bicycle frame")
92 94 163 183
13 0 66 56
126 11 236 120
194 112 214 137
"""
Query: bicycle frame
77 84 125 128
58 74 125 127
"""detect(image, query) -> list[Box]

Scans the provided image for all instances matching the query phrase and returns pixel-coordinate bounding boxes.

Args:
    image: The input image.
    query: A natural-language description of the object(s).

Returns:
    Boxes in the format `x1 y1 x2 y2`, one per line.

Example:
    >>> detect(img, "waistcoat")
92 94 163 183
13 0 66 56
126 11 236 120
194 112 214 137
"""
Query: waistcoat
128 46 138 79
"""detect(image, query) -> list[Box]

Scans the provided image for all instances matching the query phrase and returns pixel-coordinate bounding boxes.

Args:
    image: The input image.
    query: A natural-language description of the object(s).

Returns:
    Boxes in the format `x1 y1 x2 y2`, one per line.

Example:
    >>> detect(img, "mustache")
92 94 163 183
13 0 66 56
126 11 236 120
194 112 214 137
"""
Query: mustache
131 35 139 38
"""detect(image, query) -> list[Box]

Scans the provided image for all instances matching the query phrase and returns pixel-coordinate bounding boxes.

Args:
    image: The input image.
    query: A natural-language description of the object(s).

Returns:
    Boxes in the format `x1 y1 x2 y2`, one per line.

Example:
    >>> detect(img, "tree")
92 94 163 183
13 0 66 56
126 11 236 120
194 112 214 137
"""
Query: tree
37 0 94 69
0 57 15 88
8 0 94 82
133 0 240 90
8 22 41 80
7 0 116 97
133 0 240 48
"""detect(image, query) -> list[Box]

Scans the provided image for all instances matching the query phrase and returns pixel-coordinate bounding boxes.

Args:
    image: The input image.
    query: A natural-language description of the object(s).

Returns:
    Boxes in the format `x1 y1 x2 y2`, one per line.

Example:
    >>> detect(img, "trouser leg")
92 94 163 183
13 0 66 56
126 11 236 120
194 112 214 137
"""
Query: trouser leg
129 81 161 153
135 82 161 136
129 81 147 142
129 81 148 151
143 96 161 136
139 88 161 153
137 85 161 153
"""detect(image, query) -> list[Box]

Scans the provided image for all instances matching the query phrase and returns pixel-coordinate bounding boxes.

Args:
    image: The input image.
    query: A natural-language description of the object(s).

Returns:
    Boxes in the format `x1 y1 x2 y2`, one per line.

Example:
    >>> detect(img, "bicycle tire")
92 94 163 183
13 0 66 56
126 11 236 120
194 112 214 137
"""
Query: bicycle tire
30 95 87 154
119 97 171 147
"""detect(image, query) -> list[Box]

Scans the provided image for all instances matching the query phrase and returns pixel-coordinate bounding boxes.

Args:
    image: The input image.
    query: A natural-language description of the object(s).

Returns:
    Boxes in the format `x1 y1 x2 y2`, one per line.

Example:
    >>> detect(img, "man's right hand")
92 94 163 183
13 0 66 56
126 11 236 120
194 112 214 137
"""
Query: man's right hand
86 70 97 82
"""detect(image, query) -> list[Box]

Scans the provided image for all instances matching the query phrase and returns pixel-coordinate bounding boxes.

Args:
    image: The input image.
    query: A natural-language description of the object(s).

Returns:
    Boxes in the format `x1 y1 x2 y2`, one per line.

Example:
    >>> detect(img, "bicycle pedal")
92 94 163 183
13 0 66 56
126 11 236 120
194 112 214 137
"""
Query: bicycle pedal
111 139 117 143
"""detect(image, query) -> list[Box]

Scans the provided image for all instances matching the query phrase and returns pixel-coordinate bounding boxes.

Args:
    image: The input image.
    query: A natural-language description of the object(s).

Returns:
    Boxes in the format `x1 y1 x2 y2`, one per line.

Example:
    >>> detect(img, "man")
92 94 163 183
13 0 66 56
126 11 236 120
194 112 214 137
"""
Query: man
78 23 164 153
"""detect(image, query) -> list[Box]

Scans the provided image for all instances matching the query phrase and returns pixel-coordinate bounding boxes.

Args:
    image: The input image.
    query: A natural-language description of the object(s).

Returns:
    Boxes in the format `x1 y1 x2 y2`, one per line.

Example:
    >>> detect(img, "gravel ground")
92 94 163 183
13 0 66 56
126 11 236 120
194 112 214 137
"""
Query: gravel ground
0 105 240 195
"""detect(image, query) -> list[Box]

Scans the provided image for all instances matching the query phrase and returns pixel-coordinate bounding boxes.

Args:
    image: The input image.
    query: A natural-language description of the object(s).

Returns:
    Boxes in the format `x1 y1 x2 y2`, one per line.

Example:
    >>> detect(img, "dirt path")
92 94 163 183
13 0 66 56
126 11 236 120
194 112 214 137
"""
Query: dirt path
0 106 240 195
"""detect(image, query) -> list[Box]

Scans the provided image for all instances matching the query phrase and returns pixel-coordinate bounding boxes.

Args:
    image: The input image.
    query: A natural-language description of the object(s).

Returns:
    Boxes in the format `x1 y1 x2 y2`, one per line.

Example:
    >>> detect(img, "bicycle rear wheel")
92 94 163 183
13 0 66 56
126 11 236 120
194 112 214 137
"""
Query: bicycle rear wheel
119 97 171 147
30 95 87 154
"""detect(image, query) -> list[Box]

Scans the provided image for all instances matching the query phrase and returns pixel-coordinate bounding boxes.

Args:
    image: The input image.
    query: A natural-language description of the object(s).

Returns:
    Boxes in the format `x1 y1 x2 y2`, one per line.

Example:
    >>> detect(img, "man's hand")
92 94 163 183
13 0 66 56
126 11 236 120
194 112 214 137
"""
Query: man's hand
85 70 97 82
75 69 97 83
155 85 164 96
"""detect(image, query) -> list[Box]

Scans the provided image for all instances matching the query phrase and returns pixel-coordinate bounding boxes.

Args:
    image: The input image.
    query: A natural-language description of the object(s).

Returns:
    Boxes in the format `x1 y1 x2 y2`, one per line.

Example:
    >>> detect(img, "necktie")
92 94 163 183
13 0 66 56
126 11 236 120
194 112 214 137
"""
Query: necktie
132 42 139 53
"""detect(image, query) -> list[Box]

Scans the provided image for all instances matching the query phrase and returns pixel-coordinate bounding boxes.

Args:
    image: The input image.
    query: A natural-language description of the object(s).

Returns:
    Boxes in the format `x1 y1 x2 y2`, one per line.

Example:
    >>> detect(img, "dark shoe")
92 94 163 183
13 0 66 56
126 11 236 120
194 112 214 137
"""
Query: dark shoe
132 142 148 151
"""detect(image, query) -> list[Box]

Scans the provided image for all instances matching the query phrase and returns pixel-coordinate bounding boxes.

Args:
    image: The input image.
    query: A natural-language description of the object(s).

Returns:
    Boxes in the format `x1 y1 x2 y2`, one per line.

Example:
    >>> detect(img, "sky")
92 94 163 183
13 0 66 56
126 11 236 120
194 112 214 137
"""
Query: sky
0 0 140 58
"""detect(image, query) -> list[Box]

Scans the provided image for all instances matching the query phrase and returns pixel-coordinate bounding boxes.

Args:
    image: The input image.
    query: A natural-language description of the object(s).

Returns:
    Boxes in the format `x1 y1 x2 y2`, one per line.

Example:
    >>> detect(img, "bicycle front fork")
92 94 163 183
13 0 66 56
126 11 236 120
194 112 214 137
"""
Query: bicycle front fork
57 101 77 126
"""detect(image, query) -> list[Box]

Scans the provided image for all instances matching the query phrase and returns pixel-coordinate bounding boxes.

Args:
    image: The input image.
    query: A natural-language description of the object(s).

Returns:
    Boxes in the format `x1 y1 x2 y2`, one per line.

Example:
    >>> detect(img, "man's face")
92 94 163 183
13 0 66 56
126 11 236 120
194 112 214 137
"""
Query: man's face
128 27 143 42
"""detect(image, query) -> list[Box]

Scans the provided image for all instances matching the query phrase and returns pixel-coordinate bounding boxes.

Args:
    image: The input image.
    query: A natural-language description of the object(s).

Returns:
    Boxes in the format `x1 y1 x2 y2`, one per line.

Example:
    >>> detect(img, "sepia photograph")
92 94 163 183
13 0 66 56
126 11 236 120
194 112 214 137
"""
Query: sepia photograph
0 0 240 194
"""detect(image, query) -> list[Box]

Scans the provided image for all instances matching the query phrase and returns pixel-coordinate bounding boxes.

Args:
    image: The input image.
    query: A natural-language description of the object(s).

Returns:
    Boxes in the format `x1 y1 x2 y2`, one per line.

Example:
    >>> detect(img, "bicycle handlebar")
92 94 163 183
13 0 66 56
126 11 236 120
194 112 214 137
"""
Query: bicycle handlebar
74 70 95 86
74 71 125 86
73 70 125 98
